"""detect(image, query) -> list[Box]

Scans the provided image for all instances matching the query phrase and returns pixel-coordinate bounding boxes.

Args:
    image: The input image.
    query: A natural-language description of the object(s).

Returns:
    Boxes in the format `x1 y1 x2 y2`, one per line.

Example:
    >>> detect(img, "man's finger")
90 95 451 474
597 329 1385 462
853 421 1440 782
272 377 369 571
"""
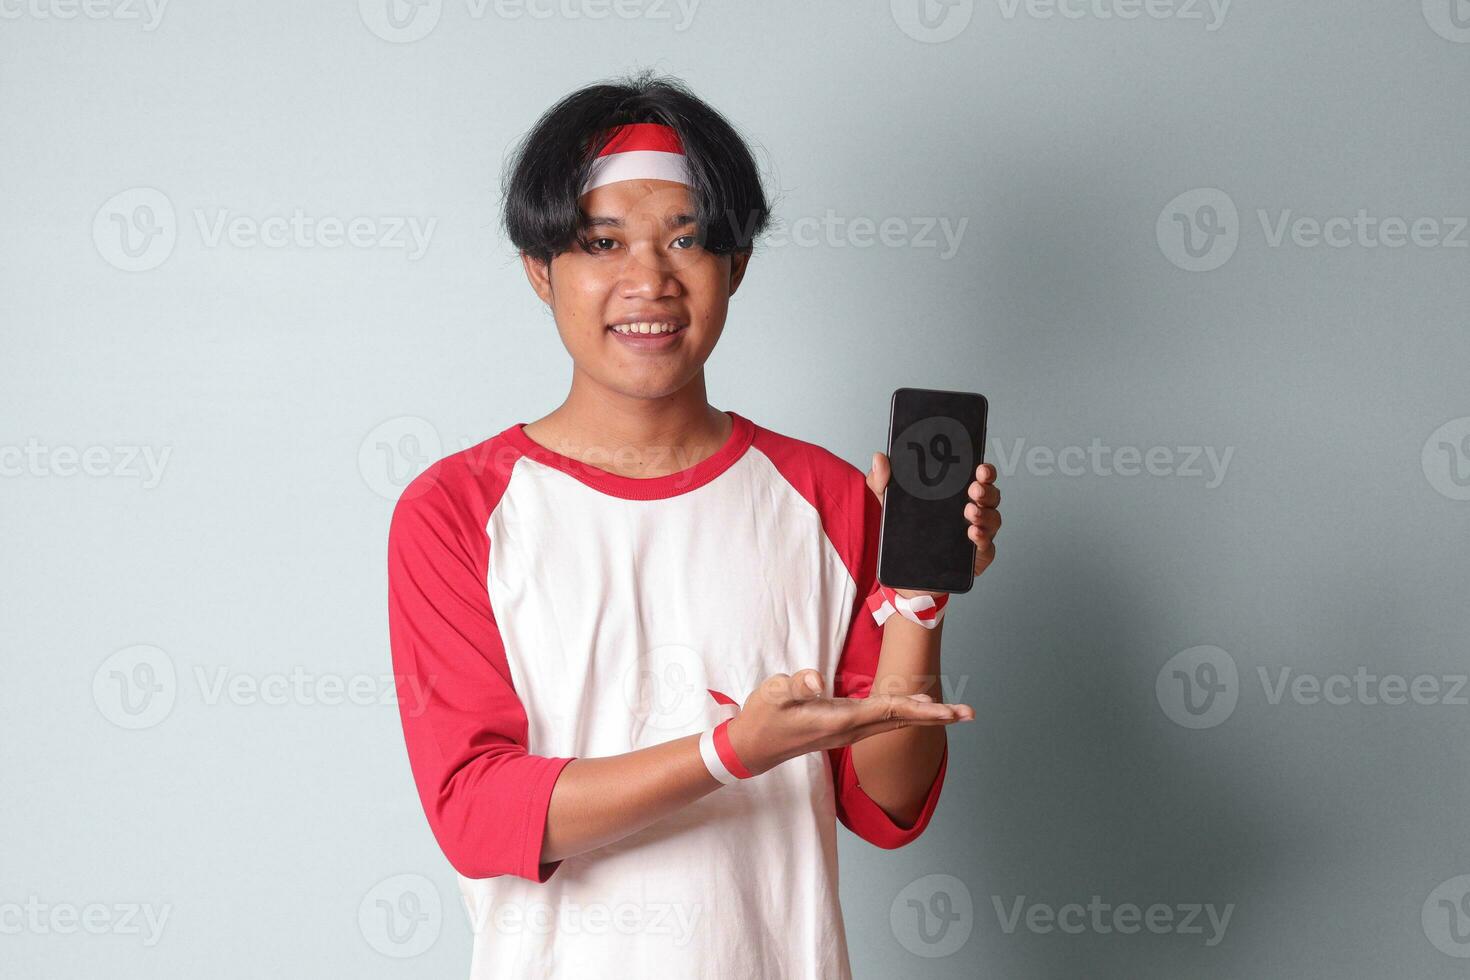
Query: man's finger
754 672 794 708
790 668 824 702
842 713 968 744
967 508 1001 536
836 693 965 726
964 501 1002 529
968 482 999 507
973 540 996 573
866 452 891 500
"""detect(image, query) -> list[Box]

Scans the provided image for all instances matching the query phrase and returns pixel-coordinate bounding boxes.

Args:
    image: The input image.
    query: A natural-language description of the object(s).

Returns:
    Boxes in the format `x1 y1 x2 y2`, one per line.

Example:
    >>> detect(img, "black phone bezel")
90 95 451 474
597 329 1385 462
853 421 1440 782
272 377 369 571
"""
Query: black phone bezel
875 386 989 595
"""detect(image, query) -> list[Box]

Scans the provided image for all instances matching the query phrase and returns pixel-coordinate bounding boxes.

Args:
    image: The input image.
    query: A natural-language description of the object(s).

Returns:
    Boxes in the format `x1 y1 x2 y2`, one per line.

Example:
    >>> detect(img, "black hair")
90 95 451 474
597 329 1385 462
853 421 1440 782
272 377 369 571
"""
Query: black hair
500 69 772 265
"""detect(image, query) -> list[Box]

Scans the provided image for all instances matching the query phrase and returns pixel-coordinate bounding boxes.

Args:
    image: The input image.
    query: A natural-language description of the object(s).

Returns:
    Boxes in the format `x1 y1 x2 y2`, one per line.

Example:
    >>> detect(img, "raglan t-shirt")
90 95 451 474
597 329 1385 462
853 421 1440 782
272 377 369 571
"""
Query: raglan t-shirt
386 409 948 979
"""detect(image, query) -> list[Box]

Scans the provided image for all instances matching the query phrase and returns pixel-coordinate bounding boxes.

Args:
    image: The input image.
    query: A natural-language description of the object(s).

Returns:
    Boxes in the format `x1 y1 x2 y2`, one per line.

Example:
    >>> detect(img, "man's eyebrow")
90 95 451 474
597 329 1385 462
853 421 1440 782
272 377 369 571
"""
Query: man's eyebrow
580 212 698 230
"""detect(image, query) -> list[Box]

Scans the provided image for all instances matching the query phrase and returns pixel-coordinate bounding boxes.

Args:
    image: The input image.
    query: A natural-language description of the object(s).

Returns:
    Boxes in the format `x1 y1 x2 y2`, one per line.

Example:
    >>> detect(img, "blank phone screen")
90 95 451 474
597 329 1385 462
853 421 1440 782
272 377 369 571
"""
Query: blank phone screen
877 388 988 594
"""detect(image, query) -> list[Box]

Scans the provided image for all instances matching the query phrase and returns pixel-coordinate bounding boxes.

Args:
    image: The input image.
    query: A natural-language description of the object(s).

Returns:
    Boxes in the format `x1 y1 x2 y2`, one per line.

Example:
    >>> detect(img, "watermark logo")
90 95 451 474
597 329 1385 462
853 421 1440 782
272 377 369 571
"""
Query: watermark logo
1157 188 1239 272
93 188 177 272
1156 645 1238 729
1422 0 1470 43
360 0 443 42
622 644 709 736
891 416 975 501
1422 417 1470 501
93 645 177 730
891 874 974 958
891 0 974 43
1424 875 1470 957
359 874 442 957
360 416 444 501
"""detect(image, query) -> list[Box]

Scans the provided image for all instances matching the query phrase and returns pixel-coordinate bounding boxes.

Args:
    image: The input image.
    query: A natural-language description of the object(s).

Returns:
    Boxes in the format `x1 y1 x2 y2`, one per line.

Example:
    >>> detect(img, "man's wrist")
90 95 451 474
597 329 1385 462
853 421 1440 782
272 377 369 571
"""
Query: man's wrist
724 714 773 777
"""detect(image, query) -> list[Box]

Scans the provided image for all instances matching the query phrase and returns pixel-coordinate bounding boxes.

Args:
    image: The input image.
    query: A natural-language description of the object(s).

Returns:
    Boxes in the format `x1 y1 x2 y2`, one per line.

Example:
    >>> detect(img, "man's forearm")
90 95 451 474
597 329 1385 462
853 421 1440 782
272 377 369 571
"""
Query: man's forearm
848 612 949 827
541 733 724 864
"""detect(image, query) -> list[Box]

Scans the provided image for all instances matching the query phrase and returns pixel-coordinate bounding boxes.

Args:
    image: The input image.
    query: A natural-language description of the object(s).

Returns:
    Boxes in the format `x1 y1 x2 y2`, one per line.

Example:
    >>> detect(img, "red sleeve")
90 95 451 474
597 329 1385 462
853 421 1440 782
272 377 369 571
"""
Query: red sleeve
387 466 575 882
827 471 948 849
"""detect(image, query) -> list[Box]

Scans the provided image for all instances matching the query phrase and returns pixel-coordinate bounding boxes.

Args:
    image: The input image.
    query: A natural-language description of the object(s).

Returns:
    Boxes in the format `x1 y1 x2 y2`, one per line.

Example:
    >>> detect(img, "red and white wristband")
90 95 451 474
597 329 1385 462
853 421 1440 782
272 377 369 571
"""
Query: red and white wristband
698 718 753 784
866 584 949 629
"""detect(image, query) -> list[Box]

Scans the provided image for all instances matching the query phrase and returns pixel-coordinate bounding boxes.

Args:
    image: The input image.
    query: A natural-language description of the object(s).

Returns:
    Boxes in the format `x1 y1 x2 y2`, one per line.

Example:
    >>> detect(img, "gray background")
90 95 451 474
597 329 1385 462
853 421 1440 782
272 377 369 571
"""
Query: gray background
3 1 1469 977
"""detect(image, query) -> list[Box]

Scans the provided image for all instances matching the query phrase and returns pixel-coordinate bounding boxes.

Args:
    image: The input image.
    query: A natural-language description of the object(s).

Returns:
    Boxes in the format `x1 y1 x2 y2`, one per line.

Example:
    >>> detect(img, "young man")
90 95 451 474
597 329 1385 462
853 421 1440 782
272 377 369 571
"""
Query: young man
387 72 1001 979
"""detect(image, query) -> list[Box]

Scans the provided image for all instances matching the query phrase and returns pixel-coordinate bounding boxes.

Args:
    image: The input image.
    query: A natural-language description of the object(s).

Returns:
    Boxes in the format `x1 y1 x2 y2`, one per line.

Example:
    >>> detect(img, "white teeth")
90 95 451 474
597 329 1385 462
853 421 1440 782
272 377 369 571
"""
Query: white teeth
611 321 683 335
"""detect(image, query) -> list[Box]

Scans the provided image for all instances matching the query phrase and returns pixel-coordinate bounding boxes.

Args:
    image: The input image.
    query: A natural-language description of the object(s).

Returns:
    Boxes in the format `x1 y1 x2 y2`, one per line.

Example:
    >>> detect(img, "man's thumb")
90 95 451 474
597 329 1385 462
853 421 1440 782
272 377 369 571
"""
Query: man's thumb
792 669 824 701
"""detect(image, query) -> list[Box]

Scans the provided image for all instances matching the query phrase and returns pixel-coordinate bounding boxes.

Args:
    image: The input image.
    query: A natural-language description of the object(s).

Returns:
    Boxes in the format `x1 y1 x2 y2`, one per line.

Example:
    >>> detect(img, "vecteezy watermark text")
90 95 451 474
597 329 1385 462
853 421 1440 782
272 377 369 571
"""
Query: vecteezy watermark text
992 895 1234 946
990 437 1233 487
890 0 1229 44
0 0 168 29
994 0 1229 29
1158 188 1468 272
94 188 436 272
0 898 171 947
92 644 437 730
1157 645 1470 729
359 0 702 43
0 440 171 488
751 211 968 260
462 893 701 945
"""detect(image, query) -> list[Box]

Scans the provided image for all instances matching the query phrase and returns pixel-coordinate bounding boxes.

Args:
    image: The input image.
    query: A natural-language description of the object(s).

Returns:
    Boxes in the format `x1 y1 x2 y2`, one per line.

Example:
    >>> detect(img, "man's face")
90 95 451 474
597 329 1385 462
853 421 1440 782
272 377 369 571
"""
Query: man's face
523 178 750 401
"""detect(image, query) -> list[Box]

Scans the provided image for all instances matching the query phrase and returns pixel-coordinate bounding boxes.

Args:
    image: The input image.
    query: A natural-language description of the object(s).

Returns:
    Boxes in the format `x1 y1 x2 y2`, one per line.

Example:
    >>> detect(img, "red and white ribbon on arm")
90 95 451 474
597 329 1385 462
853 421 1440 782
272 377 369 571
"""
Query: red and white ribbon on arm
867 584 949 630
698 718 753 785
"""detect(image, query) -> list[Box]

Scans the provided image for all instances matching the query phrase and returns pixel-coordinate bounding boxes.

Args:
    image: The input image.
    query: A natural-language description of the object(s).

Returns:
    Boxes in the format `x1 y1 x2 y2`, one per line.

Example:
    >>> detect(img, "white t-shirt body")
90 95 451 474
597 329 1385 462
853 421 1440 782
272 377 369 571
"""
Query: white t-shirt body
387 410 948 979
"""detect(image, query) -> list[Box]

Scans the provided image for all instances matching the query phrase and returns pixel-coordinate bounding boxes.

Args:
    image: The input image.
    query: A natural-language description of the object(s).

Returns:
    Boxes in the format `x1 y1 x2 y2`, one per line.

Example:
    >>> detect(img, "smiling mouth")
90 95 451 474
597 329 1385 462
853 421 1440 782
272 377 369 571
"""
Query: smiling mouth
602 323 687 339
606 321 688 336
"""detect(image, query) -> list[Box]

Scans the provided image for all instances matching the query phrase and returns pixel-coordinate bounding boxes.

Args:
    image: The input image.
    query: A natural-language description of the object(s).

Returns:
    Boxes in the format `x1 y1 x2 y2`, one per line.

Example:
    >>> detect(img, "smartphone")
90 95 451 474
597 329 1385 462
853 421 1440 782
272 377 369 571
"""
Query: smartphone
876 387 989 594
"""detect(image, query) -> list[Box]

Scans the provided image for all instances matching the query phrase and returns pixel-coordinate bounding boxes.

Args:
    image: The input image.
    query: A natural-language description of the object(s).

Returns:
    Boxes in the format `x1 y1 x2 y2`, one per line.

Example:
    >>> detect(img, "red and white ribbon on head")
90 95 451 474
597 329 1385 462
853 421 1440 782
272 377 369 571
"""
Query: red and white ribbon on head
581 122 693 196
867 584 949 630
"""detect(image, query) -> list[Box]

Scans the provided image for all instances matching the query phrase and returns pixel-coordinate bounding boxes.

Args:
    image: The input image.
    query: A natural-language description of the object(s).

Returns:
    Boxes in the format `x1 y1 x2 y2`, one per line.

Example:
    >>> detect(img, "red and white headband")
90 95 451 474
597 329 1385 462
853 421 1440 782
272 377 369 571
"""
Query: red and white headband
581 122 692 196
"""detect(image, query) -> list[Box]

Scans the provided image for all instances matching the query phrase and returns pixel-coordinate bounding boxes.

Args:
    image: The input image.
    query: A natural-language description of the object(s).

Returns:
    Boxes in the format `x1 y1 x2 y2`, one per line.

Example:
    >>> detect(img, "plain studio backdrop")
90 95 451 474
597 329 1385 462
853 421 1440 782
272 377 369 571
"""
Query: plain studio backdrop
3 2 1469 978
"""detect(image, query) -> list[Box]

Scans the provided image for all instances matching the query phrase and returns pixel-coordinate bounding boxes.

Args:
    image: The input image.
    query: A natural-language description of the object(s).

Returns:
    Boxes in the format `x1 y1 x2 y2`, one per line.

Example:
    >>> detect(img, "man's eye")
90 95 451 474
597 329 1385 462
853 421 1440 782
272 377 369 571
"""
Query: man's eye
672 235 698 250
590 238 617 251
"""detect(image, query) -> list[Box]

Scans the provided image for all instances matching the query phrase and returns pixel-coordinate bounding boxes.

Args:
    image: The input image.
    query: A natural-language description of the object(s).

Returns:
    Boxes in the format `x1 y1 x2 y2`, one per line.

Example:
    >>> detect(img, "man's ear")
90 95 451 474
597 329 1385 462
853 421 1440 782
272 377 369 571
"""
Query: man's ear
728 251 751 296
521 252 553 305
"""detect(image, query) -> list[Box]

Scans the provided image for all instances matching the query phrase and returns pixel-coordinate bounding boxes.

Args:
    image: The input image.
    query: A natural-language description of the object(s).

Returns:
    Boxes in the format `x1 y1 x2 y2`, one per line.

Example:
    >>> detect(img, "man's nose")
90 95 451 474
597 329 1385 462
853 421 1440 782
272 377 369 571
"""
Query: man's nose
617 240 684 294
